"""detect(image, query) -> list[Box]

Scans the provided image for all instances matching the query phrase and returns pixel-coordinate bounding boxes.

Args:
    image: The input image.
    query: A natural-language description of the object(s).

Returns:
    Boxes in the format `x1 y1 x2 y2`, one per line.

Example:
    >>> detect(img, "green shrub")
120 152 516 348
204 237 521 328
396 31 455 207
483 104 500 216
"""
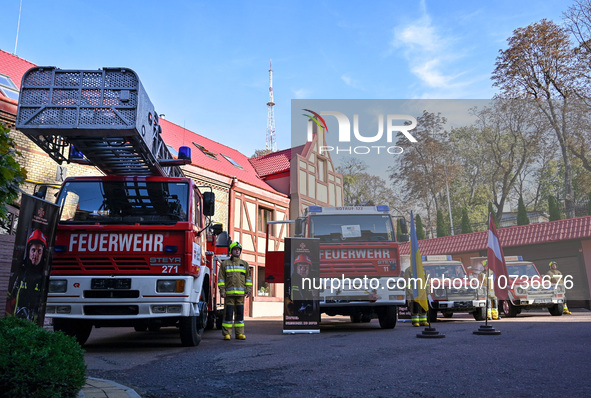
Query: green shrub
0 317 87 398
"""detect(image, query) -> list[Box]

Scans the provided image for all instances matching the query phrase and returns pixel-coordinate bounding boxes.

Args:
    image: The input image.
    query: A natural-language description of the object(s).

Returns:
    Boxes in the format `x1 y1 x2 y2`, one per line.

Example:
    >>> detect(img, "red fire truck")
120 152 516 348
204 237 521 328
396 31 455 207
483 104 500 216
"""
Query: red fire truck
16 66 225 346
294 205 407 328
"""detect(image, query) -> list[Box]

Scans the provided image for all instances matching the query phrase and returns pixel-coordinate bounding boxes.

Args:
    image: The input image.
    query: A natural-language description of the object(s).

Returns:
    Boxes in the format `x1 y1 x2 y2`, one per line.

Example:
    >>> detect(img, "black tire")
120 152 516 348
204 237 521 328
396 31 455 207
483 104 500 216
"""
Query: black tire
473 307 486 321
206 311 215 330
548 304 563 316
215 309 223 330
179 301 207 347
53 318 92 346
350 313 362 323
148 324 161 332
427 307 438 323
502 300 519 317
377 306 397 329
442 311 453 318
134 324 147 332
360 314 372 323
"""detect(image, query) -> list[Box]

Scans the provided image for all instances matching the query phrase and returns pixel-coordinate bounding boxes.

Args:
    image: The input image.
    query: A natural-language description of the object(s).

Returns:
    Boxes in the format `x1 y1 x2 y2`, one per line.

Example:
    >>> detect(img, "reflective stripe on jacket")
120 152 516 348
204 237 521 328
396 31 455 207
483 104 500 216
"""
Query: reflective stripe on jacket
219 257 252 296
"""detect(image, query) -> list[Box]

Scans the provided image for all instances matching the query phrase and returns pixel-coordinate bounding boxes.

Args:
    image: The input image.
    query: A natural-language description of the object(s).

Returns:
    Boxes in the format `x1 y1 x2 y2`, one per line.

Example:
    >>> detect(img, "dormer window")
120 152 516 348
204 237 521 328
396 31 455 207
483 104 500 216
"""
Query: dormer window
0 73 19 101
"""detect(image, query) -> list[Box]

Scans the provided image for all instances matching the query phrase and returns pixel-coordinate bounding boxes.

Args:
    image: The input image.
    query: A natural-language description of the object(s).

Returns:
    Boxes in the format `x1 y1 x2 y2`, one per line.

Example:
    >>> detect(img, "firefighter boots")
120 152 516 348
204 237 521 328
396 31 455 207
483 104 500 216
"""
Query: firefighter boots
564 304 572 315
223 334 231 340
236 334 246 340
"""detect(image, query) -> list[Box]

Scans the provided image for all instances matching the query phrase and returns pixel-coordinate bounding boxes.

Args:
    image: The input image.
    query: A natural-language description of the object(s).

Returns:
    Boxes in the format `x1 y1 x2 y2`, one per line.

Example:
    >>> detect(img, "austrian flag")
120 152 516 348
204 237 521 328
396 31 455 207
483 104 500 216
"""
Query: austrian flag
487 213 509 300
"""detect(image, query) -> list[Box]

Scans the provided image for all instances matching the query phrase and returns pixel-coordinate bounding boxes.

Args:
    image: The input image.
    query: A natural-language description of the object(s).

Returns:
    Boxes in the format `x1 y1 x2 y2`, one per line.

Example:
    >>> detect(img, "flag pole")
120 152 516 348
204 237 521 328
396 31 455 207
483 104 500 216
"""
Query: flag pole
474 213 501 335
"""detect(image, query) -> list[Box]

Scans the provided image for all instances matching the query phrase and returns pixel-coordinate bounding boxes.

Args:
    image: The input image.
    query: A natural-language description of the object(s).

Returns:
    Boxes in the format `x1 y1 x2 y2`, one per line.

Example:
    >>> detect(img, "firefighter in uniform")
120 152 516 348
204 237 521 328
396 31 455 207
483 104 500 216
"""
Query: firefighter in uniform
218 242 252 340
404 266 429 327
546 261 571 315
481 260 500 320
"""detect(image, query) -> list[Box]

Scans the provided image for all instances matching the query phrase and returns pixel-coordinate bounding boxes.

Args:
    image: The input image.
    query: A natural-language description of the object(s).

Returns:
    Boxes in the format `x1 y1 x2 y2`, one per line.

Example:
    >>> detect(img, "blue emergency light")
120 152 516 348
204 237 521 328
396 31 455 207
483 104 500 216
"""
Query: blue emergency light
178 146 191 161
70 145 84 160
308 206 322 212
376 205 390 212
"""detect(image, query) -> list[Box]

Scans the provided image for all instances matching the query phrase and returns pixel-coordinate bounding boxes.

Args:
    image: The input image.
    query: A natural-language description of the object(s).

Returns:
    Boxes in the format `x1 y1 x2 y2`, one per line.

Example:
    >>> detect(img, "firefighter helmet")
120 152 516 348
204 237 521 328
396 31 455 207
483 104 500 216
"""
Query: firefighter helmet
27 229 47 247
549 261 557 268
482 259 487 267
229 241 242 252
294 254 312 267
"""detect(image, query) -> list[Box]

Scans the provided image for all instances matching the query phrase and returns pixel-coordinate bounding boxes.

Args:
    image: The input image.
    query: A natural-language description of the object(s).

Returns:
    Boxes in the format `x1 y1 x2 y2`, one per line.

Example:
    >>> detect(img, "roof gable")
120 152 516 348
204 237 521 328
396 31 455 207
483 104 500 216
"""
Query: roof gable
249 145 305 177
160 118 284 194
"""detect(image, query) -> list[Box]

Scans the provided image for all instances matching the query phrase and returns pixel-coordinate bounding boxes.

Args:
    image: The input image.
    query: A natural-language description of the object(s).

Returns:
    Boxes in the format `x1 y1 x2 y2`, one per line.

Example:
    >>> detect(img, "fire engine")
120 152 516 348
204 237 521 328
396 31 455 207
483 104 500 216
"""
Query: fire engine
501 256 565 317
294 205 407 328
421 255 487 322
15 66 226 346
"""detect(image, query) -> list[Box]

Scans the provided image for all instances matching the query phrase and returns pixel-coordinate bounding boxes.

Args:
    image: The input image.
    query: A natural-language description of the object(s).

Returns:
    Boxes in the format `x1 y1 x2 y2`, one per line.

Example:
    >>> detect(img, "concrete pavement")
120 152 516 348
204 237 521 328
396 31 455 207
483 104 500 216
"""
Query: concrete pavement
78 377 141 398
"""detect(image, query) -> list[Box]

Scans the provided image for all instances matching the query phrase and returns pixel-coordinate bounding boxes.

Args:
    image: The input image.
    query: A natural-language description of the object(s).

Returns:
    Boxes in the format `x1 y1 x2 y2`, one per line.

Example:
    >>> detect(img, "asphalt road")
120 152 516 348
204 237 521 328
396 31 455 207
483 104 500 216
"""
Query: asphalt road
82 310 591 397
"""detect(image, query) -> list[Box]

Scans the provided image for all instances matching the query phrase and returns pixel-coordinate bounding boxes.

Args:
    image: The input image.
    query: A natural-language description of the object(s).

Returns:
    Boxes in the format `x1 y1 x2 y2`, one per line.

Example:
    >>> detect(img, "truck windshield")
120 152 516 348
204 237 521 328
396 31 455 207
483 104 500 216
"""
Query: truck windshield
57 181 189 224
506 264 540 278
309 215 394 242
423 264 466 279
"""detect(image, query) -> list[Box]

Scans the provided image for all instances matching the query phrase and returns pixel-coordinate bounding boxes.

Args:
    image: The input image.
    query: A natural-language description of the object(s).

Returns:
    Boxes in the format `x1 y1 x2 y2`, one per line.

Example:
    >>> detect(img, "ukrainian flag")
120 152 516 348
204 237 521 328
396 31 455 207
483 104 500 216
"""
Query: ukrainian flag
410 211 428 311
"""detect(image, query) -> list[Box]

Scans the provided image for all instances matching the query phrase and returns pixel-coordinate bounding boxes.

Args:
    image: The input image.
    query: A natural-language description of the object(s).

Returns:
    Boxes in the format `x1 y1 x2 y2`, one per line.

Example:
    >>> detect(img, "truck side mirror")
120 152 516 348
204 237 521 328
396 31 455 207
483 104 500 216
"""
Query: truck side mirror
202 191 215 217
399 218 408 234
295 219 303 237
210 223 223 236
215 231 230 247
398 234 410 242
33 185 47 200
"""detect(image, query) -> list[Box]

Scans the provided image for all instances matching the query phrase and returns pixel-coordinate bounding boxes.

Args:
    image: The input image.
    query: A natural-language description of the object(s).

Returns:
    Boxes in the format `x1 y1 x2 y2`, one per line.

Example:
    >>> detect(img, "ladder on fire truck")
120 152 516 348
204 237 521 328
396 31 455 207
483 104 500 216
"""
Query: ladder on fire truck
15 66 189 177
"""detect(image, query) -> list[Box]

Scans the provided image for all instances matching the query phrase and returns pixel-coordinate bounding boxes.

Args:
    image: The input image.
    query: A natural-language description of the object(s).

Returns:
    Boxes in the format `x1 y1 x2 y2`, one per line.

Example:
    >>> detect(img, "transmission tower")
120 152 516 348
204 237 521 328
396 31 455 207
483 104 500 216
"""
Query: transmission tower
266 59 277 152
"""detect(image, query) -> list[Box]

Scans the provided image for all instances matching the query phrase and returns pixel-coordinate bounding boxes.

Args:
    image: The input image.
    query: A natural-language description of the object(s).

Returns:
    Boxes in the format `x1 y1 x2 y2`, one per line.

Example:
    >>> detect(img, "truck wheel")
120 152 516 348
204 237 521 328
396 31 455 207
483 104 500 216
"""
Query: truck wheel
472 307 486 321
216 309 223 330
360 314 372 323
134 324 148 332
180 301 207 347
502 300 519 317
377 306 397 329
350 313 362 323
53 319 92 346
427 308 438 323
548 304 563 316
206 312 215 330
442 311 453 318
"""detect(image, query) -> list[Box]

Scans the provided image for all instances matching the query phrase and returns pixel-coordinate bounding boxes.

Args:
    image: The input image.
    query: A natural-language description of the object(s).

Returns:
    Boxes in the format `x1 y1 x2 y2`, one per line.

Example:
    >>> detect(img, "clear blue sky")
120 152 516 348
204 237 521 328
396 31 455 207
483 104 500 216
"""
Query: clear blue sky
0 0 570 157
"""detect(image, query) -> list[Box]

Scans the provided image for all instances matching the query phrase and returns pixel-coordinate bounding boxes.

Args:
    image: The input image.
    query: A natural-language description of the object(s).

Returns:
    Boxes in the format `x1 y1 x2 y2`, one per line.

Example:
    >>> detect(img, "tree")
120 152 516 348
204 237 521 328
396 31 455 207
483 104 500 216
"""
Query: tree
251 148 272 158
436 209 447 237
389 111 458 235
588 192 591 215
517 196 530 225
493 19 581 218
548 195 562 221
460 208 473 234
488 202 500 227
0 123 27 221
415 214 425 240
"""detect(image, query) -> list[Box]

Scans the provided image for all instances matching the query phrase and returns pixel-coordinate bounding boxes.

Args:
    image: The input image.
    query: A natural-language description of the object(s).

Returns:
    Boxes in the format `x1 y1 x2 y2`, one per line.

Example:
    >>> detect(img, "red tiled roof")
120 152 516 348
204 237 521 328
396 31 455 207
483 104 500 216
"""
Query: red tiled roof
249 145 305 177
160 118 286 195
400 216 591 255
0 49 37 90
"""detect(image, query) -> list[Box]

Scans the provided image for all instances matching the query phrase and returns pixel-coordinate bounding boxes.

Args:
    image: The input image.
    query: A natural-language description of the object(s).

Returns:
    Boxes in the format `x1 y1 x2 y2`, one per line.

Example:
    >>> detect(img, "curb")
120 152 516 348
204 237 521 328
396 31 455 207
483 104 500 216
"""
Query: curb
78 377 142 398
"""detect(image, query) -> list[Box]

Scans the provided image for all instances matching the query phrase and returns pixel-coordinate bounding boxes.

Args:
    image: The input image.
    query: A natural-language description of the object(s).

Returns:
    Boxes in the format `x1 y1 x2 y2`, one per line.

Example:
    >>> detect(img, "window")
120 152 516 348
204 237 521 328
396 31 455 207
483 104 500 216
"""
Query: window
257 266 275 297
317 157 327 182
221 154 243 169
258 206 274 236
192 142 217 159
0 73 19 101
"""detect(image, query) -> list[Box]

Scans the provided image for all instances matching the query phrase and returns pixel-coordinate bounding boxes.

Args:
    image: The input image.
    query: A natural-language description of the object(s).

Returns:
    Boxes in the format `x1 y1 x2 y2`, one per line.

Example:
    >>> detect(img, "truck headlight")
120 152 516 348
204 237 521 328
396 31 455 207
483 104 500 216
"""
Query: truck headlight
555 285 565 294
157 280 185 293
434 289 447 299
49 279 67 293
515 287 526 296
